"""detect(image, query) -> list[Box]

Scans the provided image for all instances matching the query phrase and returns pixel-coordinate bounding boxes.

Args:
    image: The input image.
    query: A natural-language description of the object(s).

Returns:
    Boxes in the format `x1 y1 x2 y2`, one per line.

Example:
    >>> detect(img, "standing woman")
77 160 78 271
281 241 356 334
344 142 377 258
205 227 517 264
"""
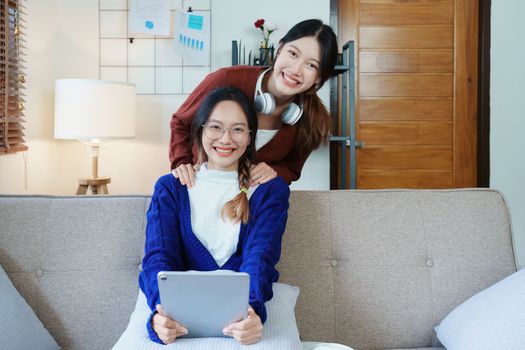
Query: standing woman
136 86 290 345
170 19 338 187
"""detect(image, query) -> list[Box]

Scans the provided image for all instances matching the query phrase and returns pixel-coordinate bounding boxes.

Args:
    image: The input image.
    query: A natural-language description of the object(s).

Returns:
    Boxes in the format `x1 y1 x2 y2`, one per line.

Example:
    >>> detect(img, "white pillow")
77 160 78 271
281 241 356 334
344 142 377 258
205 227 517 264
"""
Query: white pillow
113 282 302 350
302 342 355 350
0 264 59 350
435 268 525 350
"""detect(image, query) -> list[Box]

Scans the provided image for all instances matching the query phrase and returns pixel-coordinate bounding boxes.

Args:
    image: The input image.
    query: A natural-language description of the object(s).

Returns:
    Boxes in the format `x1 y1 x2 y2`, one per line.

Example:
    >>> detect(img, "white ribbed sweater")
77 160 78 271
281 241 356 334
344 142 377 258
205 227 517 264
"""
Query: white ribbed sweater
186 164 256 266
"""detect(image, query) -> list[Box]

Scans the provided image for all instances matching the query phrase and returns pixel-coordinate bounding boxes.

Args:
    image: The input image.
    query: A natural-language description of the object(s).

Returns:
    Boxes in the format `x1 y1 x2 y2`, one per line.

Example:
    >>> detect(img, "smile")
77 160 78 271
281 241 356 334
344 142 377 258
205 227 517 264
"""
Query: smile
282 72 301 87
213 146 236 156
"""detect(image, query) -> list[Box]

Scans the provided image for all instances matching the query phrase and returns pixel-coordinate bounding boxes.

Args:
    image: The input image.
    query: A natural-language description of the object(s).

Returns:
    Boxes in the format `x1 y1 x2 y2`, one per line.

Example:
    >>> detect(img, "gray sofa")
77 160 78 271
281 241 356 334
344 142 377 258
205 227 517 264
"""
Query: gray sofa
0 188 517 350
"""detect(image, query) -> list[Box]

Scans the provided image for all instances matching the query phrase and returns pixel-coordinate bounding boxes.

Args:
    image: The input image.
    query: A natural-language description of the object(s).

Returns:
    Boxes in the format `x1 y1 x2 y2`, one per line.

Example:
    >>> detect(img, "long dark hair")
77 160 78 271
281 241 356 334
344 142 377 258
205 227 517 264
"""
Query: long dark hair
276 19 338 155
191 86 258 224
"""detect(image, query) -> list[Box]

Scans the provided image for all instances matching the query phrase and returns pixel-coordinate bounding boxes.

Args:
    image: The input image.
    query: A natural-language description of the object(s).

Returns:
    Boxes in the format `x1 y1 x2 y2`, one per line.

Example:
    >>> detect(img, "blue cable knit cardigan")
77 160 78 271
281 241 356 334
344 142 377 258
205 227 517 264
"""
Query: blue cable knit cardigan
139 173 290 343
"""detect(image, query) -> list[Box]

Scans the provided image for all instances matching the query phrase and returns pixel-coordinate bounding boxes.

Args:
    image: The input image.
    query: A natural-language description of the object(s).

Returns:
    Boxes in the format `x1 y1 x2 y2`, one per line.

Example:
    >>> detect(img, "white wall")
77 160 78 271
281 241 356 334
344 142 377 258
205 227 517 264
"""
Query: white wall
491 0 525 269
0 0 331 195
0 0 100 195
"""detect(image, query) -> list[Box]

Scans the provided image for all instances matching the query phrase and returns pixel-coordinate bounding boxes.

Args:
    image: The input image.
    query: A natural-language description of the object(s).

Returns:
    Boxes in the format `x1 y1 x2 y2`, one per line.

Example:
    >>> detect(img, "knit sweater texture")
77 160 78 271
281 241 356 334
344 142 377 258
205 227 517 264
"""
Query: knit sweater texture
169 65 310 184
139 173 290 344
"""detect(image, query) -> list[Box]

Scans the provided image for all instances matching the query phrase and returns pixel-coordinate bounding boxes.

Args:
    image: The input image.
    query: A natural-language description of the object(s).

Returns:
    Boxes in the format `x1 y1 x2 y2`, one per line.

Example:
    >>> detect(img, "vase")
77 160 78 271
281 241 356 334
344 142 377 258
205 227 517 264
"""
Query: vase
259 46 274 66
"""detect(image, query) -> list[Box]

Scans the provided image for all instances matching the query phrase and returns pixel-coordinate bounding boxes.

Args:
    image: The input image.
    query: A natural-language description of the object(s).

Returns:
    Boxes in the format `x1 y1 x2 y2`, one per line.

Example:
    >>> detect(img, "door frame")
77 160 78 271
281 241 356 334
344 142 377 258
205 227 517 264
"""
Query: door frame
477 0 491 187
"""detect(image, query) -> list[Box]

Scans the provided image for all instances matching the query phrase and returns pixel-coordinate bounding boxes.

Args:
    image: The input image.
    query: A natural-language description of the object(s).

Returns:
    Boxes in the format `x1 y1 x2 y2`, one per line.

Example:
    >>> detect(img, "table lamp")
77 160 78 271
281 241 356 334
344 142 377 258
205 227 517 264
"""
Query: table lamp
54 79 136 194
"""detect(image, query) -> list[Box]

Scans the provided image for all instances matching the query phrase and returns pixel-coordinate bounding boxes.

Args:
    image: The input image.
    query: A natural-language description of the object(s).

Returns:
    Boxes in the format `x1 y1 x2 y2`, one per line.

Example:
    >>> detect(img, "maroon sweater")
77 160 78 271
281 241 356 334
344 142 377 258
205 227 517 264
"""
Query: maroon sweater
169 66 311 184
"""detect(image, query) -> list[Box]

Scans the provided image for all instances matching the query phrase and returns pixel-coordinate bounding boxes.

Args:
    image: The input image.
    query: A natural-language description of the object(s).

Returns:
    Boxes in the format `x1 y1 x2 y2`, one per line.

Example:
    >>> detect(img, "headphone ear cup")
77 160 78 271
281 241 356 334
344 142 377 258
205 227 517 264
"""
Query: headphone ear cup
255 92 275 115
281 103 303 125
254 94 265 113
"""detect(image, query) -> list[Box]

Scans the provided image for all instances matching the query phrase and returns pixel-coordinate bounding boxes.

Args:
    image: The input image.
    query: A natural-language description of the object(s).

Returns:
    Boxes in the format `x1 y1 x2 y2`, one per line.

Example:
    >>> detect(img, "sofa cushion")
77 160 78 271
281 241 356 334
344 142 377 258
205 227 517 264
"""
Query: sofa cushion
113 282 302 349
435 268 525 350
0 264 59 350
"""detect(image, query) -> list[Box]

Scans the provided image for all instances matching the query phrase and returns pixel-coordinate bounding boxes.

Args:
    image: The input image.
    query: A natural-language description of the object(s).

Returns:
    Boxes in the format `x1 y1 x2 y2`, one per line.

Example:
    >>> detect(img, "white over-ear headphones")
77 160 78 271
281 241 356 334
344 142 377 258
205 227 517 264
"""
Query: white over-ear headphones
254 68 303 125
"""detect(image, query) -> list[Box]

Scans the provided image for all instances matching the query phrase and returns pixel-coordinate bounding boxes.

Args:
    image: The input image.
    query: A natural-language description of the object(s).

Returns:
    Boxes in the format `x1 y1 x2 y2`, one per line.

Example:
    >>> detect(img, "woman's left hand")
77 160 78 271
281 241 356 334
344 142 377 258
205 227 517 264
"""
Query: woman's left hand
250 162 277 186
223 308 263 345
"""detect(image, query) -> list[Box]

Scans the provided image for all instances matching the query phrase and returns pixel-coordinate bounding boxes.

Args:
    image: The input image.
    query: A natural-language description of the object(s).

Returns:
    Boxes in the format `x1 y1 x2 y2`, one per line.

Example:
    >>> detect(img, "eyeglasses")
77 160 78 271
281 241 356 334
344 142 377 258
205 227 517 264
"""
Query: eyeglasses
202 123 250 142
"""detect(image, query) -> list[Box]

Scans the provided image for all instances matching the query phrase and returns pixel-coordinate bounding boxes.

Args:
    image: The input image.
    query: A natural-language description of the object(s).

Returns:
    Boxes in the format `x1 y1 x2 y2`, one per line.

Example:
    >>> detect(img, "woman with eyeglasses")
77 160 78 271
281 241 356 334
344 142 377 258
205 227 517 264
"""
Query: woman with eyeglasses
137 86 289 345
170 19 338 188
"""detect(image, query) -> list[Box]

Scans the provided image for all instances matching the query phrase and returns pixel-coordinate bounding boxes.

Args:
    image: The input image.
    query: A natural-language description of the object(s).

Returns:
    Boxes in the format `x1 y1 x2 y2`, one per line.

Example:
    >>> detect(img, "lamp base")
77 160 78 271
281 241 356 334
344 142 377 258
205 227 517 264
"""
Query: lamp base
77 177 111 195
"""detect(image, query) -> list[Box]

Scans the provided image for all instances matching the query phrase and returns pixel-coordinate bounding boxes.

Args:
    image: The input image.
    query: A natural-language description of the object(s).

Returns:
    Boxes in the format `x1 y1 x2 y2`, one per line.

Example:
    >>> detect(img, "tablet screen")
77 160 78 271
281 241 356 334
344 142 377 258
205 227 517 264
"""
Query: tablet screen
157 270 250 338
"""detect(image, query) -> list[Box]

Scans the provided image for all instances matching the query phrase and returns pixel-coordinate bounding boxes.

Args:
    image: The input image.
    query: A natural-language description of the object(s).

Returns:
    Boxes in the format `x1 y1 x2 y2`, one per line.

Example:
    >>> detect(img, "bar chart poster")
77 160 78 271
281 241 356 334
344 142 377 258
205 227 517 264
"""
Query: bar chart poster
174 10 210 66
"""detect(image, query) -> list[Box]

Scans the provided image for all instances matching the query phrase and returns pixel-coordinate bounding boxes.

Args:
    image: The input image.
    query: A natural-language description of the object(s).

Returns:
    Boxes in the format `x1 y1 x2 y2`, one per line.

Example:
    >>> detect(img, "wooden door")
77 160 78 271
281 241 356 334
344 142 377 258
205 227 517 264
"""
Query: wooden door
336 0 478 189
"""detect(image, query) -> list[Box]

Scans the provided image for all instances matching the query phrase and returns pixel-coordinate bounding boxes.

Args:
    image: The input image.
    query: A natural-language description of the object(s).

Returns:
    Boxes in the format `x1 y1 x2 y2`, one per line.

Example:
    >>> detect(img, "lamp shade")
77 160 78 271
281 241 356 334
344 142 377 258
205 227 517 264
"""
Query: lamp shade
54 79 136 140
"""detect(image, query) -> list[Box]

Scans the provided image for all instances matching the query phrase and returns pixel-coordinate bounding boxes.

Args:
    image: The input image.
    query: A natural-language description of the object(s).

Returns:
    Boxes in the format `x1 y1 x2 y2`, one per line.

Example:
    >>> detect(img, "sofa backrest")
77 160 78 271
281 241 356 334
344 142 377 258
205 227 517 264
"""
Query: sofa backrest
279 189 517 349
0 195 148 350
0 189 517 350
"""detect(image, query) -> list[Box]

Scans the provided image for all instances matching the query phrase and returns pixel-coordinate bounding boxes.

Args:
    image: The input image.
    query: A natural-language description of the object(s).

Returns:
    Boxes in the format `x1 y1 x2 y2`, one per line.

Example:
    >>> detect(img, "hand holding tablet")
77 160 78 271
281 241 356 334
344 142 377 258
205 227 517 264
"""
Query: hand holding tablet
223 307 264 344
151 304 188 344
156 270 251 340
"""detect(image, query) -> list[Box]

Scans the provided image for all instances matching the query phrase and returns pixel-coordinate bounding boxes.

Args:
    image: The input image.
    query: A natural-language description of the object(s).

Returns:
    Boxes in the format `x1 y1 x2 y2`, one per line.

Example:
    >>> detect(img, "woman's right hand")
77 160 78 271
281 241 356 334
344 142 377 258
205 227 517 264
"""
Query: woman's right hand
223 307 263 345
171 163 198 188
152 304 188 344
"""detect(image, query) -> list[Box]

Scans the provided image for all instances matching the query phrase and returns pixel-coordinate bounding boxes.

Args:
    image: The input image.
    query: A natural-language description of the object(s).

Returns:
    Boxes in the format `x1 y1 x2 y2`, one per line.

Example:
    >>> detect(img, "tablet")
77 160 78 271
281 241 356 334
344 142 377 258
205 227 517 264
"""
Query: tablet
157 270 250 338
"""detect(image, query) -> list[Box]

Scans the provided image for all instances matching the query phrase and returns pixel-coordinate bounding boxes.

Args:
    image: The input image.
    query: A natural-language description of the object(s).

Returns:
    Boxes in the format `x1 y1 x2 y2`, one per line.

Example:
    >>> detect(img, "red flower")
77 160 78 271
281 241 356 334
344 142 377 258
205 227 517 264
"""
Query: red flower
254 19 265 29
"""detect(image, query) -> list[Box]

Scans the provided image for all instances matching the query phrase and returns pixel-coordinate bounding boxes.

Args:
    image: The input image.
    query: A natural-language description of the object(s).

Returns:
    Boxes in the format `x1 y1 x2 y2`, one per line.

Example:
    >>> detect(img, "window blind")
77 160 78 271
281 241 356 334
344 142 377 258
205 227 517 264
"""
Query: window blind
1 0 26 154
